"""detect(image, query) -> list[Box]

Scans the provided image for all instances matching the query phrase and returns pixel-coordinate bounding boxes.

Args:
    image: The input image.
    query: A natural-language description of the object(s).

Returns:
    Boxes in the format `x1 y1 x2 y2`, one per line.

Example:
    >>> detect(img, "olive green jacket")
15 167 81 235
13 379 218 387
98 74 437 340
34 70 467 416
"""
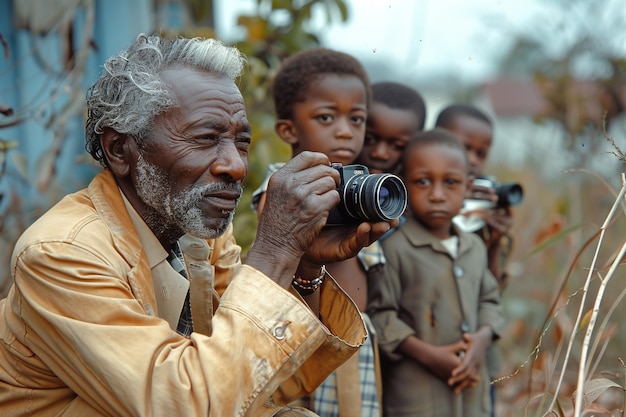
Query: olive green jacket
367 216 503 417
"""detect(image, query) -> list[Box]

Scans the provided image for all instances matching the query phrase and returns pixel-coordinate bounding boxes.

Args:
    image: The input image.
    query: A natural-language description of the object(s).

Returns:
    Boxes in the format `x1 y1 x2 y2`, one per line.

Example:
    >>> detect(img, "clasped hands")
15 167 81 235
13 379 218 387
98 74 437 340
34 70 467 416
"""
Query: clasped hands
425 326 493 394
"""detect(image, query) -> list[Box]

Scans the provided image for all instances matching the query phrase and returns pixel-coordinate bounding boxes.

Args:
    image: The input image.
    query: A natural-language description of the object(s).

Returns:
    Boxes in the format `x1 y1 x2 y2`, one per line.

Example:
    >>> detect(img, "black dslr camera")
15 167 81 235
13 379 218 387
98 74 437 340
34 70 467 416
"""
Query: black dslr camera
472 176 524 207
326 163 408 226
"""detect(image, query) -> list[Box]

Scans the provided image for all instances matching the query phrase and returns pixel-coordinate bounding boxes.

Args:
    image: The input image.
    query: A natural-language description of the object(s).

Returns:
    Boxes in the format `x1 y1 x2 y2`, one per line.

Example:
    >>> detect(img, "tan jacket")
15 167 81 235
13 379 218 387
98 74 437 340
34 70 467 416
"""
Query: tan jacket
0 170 366 417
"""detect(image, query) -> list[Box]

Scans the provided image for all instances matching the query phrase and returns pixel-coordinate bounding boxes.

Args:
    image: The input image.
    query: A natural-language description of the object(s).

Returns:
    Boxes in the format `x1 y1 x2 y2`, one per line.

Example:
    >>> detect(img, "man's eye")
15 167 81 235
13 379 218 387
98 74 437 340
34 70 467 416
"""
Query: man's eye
317 114 333 122
196 134 219 142
236 137 251 150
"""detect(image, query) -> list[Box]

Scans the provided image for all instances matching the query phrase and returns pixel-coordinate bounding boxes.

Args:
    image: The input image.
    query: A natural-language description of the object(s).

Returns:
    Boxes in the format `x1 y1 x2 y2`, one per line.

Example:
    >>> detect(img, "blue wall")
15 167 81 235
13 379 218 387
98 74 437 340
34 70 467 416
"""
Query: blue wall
0 0 154 216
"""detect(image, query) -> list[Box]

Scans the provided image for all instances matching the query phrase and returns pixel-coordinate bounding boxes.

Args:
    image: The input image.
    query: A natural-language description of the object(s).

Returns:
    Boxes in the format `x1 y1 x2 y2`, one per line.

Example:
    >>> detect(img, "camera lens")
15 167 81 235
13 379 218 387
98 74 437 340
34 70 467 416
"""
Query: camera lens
378 186 390 206
497 182 523 206
342 173 407 221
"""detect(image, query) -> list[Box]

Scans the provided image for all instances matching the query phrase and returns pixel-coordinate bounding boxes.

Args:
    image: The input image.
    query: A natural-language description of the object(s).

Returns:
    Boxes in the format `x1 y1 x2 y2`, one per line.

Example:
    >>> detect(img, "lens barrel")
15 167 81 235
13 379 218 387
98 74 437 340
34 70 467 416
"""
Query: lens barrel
496 182 523 206
342 173 407 222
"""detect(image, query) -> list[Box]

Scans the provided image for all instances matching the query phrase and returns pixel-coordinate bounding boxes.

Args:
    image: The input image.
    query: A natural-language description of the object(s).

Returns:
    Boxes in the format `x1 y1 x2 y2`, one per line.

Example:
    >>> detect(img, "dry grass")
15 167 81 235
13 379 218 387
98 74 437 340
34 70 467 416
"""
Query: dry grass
492 133 626 417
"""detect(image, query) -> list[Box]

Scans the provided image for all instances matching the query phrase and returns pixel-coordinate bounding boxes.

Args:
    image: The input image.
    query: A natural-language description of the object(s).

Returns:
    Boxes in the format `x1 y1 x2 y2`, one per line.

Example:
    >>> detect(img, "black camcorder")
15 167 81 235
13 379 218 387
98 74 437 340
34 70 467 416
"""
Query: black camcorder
326 163 407 226
472 176 524 207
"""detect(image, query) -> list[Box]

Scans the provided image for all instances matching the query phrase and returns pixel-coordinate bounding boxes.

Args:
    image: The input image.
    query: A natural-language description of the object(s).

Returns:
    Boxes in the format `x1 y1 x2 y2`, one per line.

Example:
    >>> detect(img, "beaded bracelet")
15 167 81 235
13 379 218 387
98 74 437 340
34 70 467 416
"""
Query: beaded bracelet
292 265 326 296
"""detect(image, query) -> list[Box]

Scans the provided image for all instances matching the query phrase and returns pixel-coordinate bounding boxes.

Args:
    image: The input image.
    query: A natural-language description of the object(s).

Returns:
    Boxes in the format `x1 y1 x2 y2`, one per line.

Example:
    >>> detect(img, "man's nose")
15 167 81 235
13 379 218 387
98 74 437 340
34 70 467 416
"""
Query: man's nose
210 142 247 181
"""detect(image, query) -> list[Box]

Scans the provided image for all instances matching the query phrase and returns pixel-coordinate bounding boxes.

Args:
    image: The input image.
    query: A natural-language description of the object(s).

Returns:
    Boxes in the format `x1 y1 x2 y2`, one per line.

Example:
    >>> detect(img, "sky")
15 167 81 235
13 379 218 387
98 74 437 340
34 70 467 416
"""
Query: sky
215 0 543 85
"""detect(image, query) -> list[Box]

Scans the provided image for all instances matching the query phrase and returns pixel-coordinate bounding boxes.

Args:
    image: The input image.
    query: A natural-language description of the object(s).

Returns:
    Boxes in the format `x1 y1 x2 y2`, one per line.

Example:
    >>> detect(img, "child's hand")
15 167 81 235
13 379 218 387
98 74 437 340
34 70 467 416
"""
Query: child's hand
448 326 493 393
483 206 513 244
448 351 480 394
419 340 468 384
467 179 513 246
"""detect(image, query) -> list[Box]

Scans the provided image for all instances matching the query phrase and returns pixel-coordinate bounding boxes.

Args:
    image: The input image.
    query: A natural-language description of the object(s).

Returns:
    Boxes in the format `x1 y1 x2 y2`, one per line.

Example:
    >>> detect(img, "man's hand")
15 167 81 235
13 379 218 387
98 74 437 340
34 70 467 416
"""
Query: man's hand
246 151 398 289
246 152 339 286
303 220 397 267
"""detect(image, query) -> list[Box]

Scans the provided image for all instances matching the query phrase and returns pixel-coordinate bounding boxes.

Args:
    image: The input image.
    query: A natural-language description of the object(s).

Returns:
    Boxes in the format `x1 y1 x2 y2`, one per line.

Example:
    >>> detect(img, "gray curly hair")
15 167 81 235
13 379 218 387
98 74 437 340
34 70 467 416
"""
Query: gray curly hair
85 33 247 167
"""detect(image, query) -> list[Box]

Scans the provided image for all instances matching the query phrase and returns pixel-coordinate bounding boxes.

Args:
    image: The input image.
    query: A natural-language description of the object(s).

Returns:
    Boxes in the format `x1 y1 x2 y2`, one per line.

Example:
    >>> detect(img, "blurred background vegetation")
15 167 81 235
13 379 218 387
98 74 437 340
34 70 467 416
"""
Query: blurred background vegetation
1 0 626 415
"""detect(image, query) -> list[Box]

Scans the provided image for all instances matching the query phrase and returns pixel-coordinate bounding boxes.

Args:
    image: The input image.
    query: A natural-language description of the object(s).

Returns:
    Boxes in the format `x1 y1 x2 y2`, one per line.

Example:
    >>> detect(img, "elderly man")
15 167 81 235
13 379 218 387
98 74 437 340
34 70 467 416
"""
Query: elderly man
0 34 396 416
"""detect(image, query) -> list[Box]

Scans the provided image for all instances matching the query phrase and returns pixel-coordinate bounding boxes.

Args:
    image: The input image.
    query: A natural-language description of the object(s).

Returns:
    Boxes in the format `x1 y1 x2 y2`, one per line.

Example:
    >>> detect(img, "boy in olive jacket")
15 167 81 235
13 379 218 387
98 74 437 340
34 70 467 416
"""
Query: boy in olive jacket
367 129 504 417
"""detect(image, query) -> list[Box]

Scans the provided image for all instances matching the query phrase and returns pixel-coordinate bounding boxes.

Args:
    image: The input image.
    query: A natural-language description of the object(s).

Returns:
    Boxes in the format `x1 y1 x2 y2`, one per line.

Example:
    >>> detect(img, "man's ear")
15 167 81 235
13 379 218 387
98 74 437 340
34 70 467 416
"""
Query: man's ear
100 128 133 177
274 119 298 145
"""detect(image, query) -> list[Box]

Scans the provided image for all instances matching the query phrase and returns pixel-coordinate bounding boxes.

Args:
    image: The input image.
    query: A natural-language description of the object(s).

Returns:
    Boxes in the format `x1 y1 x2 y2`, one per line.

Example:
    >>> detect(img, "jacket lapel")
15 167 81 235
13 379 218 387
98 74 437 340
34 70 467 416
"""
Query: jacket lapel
150 260 190 330
120 189 190 330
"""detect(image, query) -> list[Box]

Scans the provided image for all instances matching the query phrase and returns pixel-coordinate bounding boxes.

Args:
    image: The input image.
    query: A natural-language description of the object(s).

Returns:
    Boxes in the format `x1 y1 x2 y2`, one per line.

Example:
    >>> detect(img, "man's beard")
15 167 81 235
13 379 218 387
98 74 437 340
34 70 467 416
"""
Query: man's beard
135 153 241 240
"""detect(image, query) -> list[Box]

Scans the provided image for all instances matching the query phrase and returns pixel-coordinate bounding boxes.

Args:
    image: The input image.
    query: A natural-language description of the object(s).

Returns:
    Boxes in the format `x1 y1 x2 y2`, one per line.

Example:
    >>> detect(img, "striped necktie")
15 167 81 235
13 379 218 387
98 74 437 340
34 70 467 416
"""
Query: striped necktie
167 242 194 337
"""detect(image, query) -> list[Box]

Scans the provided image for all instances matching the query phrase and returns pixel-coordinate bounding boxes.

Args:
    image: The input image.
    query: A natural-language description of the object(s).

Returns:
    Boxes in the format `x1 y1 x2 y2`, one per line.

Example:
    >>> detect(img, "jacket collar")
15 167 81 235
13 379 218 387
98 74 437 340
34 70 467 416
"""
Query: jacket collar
120 192 168 269
87 170 143 267
398 215 473 257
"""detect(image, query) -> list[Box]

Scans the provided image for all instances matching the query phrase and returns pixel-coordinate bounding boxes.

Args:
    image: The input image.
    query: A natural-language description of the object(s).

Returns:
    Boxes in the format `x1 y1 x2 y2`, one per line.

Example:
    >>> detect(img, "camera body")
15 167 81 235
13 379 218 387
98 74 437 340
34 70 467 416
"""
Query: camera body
472 176 524 207
326 163 408 226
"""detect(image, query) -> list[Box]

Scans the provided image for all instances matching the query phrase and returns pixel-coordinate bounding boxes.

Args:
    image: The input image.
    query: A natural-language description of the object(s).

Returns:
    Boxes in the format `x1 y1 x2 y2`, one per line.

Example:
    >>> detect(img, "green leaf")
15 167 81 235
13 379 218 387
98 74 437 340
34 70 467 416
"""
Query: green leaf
521 222 584 259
